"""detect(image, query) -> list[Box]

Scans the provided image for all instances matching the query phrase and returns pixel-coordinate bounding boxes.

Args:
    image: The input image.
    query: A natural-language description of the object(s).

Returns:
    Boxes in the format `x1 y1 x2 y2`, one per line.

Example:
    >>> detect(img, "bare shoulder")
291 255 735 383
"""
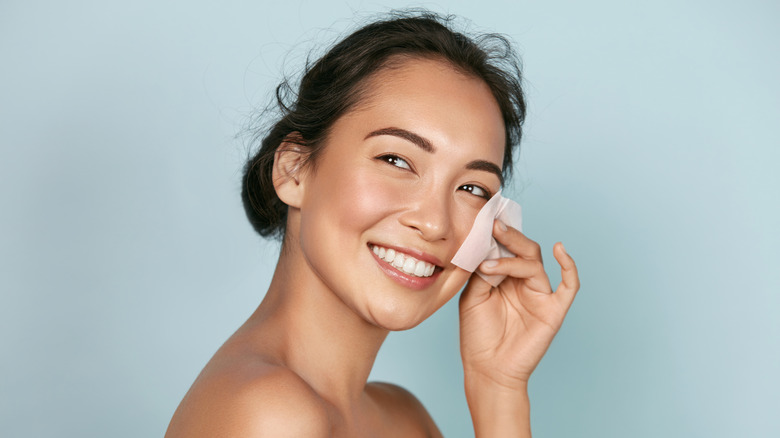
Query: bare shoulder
166 358 331 438
366 382 443 438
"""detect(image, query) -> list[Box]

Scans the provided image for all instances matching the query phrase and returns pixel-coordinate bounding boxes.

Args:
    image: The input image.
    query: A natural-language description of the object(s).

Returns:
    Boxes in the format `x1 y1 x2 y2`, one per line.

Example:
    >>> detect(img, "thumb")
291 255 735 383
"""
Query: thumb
459 268 494 310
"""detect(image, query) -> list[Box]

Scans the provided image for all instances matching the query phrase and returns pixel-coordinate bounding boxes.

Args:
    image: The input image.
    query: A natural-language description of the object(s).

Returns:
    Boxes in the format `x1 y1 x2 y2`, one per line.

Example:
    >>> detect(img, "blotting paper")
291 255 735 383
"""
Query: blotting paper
450 191 523 287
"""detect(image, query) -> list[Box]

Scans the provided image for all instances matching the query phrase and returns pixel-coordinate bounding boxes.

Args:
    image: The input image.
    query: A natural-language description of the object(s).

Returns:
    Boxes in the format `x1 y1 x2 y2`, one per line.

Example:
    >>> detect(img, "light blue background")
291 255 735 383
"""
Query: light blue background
1 1 778 437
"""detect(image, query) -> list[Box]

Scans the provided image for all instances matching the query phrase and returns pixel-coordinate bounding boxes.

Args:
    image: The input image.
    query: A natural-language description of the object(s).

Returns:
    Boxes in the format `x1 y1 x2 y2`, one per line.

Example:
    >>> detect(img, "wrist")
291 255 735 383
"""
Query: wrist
464 366 530 394
464 372 531 438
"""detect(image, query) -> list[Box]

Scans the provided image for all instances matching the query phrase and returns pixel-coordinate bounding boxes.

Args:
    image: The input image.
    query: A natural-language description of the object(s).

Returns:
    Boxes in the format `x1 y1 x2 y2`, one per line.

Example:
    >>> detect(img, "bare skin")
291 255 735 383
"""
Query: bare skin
165 58 579 437
164 274 440 437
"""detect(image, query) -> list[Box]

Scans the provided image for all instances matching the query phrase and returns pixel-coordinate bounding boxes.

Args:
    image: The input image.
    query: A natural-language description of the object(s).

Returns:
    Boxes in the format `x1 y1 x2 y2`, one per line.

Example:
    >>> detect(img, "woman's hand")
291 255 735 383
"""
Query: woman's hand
459 220 580 390
458 220 580 436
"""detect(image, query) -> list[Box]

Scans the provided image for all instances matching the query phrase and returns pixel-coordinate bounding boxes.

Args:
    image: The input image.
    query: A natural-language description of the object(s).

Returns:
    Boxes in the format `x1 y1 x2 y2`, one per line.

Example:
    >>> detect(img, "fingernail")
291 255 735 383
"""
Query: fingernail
496 220 507 232
481 260 498 269
560 243 568 254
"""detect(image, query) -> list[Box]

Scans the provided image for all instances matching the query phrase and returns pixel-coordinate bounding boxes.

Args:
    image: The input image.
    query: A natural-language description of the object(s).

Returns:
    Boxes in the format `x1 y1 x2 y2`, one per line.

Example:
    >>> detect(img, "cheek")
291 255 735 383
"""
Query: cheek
304 166 406 237
344 172 409 231
452 198 484 245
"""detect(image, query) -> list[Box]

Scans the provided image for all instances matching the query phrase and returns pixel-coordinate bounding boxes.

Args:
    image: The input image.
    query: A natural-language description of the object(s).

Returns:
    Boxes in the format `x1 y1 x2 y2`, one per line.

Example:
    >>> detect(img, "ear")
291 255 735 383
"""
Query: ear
272 140 309 208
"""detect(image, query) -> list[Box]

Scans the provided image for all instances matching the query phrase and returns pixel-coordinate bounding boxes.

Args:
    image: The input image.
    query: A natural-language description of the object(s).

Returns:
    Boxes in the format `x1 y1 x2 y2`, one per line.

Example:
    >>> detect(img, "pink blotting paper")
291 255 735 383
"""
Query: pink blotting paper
450 191 523 287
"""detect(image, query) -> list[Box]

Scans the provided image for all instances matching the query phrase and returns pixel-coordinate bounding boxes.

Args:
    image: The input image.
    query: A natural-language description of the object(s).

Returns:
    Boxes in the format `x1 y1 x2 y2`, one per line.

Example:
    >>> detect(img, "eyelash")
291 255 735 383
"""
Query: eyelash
459 184 492 200
376 154 492 200
376 154 413 171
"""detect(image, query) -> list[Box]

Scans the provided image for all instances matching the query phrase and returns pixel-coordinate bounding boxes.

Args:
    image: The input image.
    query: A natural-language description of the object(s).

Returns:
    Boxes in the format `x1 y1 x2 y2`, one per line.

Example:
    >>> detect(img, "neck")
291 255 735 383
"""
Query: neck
244 238 389 409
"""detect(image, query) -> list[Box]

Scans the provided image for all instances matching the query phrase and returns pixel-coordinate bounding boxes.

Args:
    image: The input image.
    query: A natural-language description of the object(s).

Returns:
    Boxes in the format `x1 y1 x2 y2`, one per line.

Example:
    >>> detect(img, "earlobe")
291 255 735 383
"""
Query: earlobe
272 141 309 208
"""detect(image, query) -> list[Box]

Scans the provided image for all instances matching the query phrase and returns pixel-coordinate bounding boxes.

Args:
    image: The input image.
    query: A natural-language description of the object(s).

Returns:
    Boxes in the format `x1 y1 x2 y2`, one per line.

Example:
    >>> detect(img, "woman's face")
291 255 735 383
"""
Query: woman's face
295 58 506 330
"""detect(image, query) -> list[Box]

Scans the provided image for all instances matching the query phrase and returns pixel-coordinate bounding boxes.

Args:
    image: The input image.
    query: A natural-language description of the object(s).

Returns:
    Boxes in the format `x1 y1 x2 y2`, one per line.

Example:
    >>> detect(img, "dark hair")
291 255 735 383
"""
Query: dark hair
242 10 526 239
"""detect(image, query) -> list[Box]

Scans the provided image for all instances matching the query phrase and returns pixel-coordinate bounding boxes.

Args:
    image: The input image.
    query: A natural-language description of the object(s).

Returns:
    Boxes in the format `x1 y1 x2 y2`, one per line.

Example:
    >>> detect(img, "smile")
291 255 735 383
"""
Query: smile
370 244 437 278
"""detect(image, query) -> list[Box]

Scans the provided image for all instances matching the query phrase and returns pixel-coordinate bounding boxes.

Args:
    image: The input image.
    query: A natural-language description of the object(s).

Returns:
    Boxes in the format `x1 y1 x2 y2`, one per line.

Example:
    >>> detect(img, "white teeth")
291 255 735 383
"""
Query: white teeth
371 244 436 278
403 258 416 273
414 260 426 276
392 253 405 268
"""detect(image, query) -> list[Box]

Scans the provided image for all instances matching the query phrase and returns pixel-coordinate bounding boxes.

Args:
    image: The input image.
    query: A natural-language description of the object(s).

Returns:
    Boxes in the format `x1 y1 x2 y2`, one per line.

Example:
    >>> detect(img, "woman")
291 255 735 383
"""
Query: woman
166 12 579 437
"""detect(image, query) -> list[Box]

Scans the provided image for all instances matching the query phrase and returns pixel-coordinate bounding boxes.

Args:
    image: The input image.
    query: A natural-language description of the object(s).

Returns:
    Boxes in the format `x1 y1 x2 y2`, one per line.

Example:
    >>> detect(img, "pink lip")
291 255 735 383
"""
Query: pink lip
368 245 442 290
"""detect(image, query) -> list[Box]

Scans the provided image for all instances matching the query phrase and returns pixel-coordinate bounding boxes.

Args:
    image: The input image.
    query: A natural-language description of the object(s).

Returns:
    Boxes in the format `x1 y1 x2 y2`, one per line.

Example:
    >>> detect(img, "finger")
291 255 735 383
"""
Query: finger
492 220 543 261
478 257 552 294
459 270 495 309
552 242 580 307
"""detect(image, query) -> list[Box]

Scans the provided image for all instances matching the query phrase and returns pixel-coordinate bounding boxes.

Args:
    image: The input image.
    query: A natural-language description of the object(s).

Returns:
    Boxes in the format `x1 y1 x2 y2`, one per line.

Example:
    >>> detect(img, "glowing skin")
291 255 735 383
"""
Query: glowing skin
293 58 505 331
165 56 580 438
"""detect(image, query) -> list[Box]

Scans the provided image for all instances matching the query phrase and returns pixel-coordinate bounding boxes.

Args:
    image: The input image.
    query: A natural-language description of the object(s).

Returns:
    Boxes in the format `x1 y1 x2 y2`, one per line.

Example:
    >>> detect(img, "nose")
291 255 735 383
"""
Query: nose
398 192 452 242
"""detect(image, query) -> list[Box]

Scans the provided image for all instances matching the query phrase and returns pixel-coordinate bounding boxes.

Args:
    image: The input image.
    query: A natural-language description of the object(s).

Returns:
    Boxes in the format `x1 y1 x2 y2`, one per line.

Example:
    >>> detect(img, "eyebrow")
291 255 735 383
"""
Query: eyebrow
365 127 435 153
466 160 504 186
365 126 504 185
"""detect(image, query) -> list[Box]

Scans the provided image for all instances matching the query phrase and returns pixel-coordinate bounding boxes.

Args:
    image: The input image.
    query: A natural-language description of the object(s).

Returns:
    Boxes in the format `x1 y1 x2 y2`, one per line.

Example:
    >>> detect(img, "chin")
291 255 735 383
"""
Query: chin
376 319 425 332
367 302 432 332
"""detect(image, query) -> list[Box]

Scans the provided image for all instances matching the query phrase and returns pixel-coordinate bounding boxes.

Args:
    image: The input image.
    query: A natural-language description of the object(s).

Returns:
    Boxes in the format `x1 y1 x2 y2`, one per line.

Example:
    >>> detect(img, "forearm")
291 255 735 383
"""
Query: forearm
465 373 531 438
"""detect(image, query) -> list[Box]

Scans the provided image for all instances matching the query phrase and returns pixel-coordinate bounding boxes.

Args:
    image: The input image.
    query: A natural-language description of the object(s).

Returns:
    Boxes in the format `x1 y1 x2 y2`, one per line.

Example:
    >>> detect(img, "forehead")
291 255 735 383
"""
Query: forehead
341 57 506 164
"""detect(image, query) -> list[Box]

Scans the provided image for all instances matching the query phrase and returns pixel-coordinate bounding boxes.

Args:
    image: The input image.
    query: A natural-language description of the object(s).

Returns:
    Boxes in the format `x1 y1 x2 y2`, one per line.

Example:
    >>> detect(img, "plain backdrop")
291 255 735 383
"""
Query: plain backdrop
1 0 778 437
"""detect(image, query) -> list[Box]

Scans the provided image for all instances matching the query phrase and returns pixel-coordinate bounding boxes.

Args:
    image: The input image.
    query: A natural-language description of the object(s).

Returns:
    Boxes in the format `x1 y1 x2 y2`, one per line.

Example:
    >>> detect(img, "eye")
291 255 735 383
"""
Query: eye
459 184 491 200
376 154 413 171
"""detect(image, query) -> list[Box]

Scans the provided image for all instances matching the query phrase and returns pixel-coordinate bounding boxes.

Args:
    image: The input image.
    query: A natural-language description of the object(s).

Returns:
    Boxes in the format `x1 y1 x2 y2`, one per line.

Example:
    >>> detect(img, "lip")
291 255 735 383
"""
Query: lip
368 243 442 290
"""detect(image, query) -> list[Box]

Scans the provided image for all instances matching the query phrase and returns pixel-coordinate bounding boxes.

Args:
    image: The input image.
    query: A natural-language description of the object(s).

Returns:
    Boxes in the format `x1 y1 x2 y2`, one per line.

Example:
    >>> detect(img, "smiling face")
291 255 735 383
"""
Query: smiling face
289 57 506 330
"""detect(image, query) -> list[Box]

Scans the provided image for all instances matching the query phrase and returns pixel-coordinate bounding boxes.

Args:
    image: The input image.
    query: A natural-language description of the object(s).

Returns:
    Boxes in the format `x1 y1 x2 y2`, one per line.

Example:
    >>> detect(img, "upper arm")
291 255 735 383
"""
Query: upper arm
166 367 331 438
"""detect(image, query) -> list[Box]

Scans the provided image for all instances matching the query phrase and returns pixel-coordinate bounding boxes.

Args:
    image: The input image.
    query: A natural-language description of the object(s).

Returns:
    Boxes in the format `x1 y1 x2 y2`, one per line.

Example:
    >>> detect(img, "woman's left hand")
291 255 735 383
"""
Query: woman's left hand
459 220 580 390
